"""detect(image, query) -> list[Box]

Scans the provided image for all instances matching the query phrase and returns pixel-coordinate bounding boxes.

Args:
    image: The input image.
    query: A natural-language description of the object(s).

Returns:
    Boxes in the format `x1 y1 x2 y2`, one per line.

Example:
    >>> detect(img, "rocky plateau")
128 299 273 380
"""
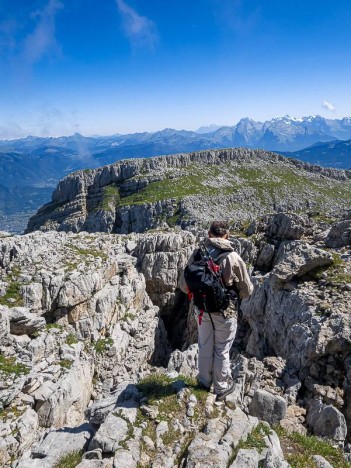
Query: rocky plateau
2 149 351 467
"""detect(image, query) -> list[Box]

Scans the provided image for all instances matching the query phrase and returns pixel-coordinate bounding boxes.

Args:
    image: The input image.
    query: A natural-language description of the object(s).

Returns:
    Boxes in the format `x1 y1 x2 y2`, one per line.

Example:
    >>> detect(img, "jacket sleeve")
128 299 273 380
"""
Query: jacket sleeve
222 252 254 299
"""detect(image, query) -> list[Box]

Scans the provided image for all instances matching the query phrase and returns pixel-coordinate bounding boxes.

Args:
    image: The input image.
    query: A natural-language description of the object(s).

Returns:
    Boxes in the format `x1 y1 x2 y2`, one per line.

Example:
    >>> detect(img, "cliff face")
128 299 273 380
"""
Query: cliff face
26 148 351 234
2 212 351 466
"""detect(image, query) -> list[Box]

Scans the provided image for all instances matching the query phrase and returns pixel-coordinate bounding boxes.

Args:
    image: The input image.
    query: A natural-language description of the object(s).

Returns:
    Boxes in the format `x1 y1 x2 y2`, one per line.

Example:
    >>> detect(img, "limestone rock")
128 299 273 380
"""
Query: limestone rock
249 213 311 240
30 423 94 464
312 455 333 468
271 242 333 284
306 399 347 441
230 448 259 467
89 413 129 453
326 220 351 248
249 390 287 426
167 344 198 378
8 307 46 335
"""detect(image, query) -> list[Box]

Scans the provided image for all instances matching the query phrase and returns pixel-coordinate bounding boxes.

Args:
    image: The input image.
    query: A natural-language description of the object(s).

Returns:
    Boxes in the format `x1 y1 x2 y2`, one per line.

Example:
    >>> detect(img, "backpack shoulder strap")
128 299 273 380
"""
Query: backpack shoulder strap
213 251 231 266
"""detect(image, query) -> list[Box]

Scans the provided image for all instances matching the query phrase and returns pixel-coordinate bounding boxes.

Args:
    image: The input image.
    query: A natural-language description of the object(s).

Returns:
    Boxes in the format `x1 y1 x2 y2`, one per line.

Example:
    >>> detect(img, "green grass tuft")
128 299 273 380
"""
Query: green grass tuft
275 426 349 468
65 333 78 346
101 184 120 211
54 450 82 468
0 281 23 307
93 337 114 354
58 359 73 369
0 354 30 376
46 323 64 331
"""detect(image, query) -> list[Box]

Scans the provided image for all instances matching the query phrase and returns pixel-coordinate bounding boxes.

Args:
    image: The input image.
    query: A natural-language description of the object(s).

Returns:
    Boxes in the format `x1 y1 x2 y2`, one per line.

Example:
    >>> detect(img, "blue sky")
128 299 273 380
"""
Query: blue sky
0 0 350 138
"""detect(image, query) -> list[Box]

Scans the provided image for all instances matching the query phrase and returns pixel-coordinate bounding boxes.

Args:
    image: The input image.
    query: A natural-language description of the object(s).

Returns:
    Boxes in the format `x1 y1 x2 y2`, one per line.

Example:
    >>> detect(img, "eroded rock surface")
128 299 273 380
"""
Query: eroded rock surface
2 211 351 466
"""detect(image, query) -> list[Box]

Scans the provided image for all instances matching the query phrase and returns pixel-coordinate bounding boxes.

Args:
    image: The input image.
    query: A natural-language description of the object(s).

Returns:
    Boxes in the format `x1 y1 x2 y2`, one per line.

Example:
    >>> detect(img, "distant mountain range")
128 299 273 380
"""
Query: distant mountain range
1 115 351 232
284 139 351 169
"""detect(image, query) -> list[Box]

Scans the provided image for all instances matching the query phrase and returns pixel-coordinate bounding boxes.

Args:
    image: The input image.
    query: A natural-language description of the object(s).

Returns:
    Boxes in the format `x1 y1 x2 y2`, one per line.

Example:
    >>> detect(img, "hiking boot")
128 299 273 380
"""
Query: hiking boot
216 380 235 401
196 380 211 391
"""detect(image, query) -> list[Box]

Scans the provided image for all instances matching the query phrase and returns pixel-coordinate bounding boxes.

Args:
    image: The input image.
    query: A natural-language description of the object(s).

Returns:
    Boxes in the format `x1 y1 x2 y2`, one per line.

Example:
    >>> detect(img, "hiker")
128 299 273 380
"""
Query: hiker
180 221 253 401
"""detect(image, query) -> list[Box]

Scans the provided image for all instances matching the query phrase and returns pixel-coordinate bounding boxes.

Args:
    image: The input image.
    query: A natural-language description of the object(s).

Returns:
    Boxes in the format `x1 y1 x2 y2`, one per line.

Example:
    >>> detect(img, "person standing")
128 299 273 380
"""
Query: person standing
180 221 253 400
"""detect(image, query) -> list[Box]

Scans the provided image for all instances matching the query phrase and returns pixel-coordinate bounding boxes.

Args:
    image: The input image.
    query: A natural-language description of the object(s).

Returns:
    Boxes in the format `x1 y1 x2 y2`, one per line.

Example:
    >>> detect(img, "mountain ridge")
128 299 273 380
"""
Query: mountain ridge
25 147 351 235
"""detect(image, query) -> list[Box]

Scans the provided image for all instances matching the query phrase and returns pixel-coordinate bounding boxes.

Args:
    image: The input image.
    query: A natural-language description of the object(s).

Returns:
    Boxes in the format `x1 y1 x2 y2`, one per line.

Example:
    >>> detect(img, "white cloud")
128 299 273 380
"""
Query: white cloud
23 0 63 64
115 0 158 50
321 99 336 112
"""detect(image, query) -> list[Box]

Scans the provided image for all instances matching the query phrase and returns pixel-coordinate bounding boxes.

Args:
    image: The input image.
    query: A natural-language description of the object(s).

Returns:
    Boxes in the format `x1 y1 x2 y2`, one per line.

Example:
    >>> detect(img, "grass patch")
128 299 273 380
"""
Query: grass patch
65 333 78 346
101 184 120 211
64 262 78 272
54 450 82 468
0 281 23 307
136 372 216 465
93 337 114 354
116 160 351 214
308 252 351 284
0 354 30 376
66 243 108 260
58 359 73 369
46 323 64 331
0 405 25 421
137 373 176 402
275 426 349 468
229 423 272 465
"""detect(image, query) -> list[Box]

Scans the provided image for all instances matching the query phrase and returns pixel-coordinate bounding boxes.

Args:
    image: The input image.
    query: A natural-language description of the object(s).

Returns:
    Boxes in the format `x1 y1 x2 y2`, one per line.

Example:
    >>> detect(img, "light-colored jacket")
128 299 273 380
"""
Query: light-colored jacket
179 237 254 299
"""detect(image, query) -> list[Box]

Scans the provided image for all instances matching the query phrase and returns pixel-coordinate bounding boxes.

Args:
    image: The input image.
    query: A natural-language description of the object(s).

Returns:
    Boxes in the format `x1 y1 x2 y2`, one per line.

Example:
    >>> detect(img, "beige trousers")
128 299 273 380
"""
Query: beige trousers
197 310 237 394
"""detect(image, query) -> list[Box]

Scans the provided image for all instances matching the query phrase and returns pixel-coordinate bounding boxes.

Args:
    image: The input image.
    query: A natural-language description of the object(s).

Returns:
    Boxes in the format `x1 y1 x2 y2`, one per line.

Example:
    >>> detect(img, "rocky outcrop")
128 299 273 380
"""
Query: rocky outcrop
25 148 351 234
2 212 351 466
0 231 166 464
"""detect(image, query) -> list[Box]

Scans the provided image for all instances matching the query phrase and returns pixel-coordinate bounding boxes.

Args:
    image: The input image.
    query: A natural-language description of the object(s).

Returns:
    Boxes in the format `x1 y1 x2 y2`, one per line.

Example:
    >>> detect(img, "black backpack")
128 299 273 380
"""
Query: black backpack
184 244 233 315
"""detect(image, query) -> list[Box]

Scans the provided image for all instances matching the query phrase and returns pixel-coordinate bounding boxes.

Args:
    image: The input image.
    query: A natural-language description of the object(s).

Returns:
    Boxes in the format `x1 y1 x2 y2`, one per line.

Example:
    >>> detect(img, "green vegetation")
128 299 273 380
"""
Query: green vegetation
135 372 212 463
58 359 73 369
54 450 82 468
0 405 25 421
0 354 30 376
93 337 114 354
117 161 351 215
101 184 120 211
121 312 136 321
310 252 351 285
113 411 134 450
229 423 272 464
66 243 108 260
309 213 336 225
275 426 349 468
46 323 64 331
64 261 78 272
65 333 78 345
0 281 23 306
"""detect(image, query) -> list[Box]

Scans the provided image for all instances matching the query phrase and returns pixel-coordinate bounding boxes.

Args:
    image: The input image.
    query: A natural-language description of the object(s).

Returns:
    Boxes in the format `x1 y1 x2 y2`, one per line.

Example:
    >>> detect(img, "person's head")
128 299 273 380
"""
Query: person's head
208 221 229 239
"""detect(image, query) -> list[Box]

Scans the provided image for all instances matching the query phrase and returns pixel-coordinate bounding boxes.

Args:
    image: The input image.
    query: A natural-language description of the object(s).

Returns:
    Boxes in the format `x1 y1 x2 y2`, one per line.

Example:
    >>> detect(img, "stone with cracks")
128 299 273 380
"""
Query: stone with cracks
306 399 347 442
89 413 129 453
249 390 287 426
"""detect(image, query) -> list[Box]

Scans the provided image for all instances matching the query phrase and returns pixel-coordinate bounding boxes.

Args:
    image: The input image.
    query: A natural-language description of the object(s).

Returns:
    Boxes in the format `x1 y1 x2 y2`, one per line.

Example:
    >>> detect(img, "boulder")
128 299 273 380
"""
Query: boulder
230 448 259 467
249 390 287 426
167 344 198 378
8 307 46 335
249 213 310 240
271 242 333 284
31 423 94 463
326 220 351 248
306 399 347 441
89 413 129 453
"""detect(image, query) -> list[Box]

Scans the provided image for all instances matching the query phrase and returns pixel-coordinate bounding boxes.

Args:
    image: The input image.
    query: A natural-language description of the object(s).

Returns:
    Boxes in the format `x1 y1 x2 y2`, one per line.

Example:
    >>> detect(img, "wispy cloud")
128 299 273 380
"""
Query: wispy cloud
115 0 158 50
321 99 336 112
23 0 63 64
